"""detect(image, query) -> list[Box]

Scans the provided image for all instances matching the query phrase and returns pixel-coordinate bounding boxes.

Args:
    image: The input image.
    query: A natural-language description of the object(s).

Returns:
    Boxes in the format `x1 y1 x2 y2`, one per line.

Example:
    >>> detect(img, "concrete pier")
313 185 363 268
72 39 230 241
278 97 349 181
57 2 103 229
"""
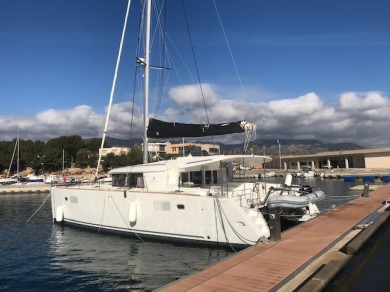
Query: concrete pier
0 184 50 194
236 168 390 181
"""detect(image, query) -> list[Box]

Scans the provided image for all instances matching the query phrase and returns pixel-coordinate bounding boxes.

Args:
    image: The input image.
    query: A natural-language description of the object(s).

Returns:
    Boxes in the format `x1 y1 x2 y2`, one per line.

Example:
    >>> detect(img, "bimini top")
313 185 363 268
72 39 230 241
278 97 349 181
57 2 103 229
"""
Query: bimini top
109 154 272 174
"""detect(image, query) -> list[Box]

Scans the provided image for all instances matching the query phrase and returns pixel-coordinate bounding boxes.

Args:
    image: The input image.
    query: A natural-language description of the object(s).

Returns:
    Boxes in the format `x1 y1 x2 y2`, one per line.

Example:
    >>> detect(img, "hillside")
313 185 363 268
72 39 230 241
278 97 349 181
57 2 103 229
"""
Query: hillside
104 136 362 155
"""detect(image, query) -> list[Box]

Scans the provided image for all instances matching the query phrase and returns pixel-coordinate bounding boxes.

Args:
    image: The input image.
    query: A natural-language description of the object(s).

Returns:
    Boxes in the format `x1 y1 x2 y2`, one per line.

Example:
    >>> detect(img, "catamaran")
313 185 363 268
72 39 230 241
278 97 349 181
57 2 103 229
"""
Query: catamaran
51 0 324 248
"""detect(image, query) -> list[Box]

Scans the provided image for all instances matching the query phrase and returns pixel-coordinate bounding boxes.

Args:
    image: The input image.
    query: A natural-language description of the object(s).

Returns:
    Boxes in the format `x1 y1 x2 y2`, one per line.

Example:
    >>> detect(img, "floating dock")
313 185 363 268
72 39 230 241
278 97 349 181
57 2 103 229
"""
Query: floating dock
162 185 390 291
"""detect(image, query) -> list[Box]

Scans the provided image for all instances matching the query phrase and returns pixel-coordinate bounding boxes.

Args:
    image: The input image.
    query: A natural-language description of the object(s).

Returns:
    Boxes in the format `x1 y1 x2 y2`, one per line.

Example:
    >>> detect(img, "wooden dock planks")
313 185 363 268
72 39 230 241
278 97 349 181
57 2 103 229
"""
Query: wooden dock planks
162 185 390 291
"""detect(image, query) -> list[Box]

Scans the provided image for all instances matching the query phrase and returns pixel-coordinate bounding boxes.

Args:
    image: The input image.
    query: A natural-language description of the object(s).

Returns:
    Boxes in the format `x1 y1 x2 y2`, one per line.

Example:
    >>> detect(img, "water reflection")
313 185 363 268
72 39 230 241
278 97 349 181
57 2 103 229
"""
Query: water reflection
48 225 232 291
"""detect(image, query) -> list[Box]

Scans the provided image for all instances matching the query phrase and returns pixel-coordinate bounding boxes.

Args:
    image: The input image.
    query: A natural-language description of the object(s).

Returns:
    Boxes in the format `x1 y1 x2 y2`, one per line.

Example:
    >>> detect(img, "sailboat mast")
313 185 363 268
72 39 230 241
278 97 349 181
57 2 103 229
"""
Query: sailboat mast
17 135 19 176
95 0 132 177
143 0 152 164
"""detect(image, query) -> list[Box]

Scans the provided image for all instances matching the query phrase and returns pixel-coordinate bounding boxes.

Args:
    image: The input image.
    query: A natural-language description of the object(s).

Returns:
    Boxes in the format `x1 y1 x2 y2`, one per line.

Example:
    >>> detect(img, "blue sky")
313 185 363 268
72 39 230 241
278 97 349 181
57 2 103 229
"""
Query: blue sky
1 0 390 145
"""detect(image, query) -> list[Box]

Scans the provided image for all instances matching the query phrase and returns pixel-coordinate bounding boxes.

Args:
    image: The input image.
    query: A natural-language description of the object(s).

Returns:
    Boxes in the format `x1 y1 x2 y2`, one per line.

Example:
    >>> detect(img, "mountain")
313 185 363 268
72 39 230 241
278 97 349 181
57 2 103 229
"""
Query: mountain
104 137 362 156
222 139 362 155
105 137 142 147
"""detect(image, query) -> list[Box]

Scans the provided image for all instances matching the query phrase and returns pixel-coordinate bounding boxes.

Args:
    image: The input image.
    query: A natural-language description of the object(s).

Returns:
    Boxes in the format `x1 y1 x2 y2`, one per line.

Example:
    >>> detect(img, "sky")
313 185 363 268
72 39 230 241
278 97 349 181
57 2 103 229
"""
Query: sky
1 0 390 146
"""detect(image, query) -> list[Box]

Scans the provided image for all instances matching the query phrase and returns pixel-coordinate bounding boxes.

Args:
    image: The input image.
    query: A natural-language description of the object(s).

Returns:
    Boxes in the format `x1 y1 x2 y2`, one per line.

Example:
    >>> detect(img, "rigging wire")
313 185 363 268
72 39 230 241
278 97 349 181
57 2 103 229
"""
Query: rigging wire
129 1 145 139
212 0 247 100
152 0 168 117
180 0 210 125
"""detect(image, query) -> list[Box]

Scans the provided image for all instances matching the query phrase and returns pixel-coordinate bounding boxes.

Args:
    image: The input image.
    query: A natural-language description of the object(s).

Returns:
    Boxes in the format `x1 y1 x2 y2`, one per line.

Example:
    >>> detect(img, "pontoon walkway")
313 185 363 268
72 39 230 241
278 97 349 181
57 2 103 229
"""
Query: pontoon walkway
162 184 390 291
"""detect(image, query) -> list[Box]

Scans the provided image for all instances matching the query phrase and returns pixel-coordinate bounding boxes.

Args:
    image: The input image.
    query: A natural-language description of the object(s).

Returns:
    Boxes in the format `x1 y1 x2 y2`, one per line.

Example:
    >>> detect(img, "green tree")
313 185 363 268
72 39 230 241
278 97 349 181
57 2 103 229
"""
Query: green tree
43 135 85 172
85 138 106 152
101 146 143 172
75 148 98 168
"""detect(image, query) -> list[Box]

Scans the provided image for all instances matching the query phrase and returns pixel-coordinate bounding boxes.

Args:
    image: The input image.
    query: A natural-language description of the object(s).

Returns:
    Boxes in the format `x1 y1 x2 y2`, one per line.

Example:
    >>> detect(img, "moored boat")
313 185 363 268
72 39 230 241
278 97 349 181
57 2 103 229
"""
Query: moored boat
50 0 325 248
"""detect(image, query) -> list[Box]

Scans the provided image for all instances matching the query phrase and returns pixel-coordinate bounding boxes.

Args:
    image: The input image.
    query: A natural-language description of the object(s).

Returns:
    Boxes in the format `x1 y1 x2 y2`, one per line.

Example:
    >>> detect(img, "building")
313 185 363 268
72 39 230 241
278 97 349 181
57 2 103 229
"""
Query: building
148 141 220 156
99 147 130 157
280 147 390 170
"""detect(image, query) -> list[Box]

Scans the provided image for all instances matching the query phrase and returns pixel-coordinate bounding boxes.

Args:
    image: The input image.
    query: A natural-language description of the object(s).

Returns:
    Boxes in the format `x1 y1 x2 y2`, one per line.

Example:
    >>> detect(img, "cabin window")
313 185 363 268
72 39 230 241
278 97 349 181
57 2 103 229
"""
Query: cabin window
180 171 201 187
180 170 218 187
205 170 218 185
129 173 144 188
112 173 144 188
112 174 126 187
177 204 185 210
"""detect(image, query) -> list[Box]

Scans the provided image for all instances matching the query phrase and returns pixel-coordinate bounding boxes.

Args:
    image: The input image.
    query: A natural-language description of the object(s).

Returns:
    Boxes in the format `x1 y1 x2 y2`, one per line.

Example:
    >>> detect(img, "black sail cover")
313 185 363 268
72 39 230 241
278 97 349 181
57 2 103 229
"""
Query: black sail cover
147 118 246 138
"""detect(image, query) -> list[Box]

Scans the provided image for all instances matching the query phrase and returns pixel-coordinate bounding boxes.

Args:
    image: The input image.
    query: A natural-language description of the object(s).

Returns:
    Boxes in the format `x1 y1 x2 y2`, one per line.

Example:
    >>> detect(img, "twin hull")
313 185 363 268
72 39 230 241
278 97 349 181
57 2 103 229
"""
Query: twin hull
51 186 270 247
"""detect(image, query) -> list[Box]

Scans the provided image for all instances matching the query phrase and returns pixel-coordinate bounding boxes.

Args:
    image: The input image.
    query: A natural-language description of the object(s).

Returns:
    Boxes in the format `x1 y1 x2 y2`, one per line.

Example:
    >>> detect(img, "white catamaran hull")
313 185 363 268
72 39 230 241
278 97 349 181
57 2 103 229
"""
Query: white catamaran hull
51 185 270 248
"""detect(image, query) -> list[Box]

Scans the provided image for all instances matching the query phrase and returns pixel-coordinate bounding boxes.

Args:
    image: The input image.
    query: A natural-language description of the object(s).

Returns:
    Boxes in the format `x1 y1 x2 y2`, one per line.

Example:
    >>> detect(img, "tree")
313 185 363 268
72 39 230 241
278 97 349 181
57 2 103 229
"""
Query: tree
43 136 85 172
75 148 98 168
101 146 143 172
85 138 106 152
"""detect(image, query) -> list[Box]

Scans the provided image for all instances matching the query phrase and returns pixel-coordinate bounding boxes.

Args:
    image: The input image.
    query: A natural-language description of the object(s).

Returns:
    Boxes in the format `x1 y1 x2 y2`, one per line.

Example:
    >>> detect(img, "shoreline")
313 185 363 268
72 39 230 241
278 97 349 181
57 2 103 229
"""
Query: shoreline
235 168 390 179
0 184 50 194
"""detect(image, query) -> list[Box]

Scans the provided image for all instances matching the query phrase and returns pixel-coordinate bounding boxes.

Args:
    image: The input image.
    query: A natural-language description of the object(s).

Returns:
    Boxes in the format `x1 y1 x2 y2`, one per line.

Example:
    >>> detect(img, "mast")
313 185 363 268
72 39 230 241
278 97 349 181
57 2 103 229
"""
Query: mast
143 0 152 164
95 0 132 177
17 134 19 176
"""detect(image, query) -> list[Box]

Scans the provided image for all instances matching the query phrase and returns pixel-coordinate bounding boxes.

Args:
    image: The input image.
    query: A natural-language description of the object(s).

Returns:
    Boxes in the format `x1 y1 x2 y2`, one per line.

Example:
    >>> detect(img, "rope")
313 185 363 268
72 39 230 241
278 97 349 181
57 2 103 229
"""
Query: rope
109 195 146 243
97 193 107 233
214 197 237 252
25 192 51 223
215 197 258 247
109 194 202 272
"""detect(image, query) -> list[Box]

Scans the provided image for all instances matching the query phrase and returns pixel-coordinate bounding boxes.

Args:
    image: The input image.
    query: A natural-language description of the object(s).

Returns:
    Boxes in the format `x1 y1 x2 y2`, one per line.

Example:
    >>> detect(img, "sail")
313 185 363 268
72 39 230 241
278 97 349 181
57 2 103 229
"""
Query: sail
147 118 251 138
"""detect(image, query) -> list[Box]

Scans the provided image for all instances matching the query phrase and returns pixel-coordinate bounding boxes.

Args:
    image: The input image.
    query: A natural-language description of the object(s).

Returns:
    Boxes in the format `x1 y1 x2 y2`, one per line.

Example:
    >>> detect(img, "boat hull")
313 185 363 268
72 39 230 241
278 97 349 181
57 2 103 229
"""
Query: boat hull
51 186 270 248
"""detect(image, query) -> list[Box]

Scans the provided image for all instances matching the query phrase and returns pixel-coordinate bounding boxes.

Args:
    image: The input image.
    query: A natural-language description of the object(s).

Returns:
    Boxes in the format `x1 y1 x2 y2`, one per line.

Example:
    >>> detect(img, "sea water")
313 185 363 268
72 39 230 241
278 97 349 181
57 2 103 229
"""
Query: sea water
0 178 370 291
0 193 232 291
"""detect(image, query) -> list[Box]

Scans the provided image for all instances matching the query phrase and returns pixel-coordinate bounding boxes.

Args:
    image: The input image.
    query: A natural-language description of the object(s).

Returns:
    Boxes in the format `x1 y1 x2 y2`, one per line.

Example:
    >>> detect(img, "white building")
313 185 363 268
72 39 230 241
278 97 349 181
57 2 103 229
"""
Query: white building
99 147 130 157
148 141 220 156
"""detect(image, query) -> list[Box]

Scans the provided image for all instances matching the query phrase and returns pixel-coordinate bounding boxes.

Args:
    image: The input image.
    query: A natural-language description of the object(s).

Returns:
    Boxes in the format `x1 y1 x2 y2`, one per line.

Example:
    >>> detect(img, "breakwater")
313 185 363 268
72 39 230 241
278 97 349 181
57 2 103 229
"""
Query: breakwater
235 168 390 182
0 184 50 194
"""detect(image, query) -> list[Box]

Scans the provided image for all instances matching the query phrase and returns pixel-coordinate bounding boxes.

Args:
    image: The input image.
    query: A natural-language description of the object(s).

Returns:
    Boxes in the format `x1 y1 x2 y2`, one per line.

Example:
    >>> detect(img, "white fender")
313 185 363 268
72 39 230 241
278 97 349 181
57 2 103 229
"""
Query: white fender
129 201 137 226
284 174 293 186
56 206 64 222
308 202 320 215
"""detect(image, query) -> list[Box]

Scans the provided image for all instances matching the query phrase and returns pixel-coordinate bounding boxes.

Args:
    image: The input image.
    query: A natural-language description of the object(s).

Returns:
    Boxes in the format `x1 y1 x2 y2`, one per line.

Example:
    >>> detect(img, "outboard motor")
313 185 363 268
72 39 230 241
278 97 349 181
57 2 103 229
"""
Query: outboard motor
299 185 313 193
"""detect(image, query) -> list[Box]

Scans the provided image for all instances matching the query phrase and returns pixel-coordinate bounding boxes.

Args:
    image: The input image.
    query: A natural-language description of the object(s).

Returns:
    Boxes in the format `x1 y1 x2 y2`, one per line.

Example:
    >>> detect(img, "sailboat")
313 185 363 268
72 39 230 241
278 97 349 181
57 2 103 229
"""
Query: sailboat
0 136 20 185
51 0 323 248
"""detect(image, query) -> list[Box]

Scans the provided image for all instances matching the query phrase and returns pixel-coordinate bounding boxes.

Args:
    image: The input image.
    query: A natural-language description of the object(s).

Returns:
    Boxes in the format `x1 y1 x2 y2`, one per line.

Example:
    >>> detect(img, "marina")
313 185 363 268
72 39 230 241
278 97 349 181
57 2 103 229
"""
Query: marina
162 184 390 291
1 1 390 291
0 184 50 194
1 178 389 290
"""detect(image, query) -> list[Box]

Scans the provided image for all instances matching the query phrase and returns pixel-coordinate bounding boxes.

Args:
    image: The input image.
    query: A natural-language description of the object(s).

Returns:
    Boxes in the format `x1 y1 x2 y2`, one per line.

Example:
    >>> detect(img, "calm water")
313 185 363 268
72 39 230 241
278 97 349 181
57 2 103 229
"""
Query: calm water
0 178 376 291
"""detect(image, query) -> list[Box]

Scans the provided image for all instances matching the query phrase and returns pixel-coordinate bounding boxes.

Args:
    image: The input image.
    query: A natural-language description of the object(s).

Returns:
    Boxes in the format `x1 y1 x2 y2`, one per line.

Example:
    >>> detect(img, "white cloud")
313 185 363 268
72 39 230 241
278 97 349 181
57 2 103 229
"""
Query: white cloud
338 91 390 111
268 92 324 117
169 83 219 109
1 87 389 146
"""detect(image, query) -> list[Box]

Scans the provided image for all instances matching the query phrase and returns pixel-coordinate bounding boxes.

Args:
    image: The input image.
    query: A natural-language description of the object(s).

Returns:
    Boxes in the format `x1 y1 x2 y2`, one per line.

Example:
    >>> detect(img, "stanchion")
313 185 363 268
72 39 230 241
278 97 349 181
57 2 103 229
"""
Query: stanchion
363 183 369 198
269 207 281 242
